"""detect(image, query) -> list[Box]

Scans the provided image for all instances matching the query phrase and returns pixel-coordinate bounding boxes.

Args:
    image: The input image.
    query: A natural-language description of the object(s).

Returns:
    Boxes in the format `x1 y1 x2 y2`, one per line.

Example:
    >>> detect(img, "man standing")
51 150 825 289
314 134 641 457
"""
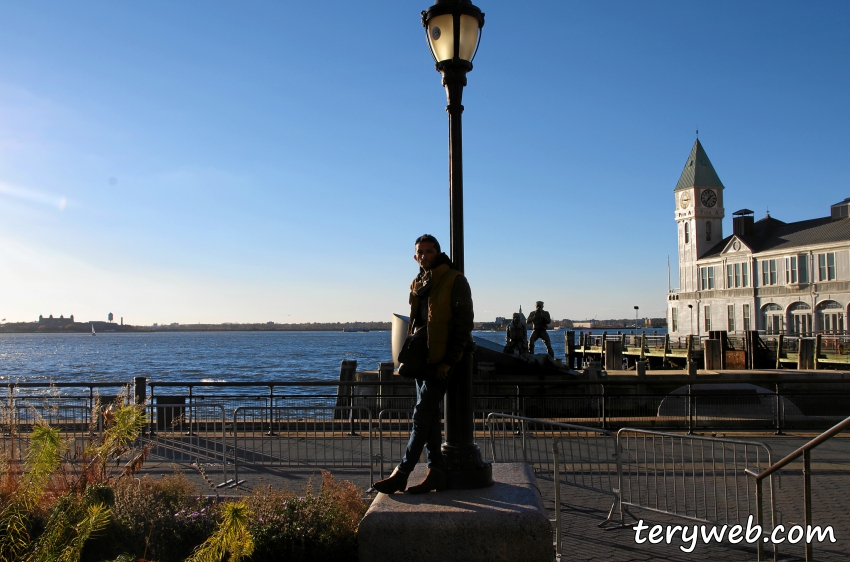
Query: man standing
527 300 554 357
373 234 474 494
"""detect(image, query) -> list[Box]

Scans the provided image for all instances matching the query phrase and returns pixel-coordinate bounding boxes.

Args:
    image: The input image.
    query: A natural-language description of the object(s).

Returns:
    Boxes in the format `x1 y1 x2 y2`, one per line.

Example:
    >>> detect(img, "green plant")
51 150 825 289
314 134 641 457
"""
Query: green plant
29 495 111 562
0 422 65 560
1 392 149 562
186 501 254 562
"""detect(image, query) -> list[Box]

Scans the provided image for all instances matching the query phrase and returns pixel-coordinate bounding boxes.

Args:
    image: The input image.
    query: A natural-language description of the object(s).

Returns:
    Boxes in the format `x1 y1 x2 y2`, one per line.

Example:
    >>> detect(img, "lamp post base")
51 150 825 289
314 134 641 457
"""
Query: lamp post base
442 443 493 489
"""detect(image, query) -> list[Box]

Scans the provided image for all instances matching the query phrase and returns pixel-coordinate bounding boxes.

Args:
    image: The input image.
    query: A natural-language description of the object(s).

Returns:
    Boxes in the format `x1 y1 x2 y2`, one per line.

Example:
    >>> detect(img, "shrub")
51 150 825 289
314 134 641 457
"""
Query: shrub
246 471 366 562
104 472 217 562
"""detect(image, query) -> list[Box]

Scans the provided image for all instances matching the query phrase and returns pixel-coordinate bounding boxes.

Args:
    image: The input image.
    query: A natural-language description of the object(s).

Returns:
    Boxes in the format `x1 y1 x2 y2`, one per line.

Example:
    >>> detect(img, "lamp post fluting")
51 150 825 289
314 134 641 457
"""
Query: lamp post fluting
422 0 492 489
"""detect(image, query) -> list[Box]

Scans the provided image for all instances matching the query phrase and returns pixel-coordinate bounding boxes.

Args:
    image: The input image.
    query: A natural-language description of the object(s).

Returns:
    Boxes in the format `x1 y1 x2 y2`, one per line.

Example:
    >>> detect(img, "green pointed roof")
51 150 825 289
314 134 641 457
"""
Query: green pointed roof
674 139 725 192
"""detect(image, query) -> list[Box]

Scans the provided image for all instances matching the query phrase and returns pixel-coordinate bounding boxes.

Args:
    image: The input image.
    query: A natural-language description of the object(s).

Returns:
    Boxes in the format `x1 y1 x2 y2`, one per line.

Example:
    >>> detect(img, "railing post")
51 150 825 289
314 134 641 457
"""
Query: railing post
267 385 276 436
775 384 784 435
687 383 694 434
515 385 521 418
601 384 607 430
755 477 764 562
804 448 813 562
776 334 784 369
185 386 195 436
233 407 240 488
552 439 562 557
148 384 156 436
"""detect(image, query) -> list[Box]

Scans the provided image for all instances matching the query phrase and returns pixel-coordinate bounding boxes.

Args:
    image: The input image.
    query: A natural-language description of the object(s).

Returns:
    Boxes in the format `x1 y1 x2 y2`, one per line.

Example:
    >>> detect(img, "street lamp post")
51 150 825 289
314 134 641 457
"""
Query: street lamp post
634 305 639 332
422 0 492 489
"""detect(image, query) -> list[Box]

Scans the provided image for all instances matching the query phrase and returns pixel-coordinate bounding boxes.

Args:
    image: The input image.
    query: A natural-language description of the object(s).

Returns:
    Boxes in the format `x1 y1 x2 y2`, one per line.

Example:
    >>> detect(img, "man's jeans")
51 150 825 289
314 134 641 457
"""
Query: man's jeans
398 376 448 474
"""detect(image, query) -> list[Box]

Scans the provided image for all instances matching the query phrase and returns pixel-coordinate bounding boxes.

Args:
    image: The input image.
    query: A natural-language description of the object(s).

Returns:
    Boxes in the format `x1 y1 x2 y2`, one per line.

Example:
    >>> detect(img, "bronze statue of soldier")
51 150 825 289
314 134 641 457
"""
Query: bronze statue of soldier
527 301 554 357
503 313 527 355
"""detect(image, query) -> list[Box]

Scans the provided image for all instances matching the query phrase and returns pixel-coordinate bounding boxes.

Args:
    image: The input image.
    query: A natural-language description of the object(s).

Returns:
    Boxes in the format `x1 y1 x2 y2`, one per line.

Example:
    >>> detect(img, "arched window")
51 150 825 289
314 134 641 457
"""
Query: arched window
817 300 844 334
762 303 783 334
706 221 712 241
788 302 812 336
684 222 690 244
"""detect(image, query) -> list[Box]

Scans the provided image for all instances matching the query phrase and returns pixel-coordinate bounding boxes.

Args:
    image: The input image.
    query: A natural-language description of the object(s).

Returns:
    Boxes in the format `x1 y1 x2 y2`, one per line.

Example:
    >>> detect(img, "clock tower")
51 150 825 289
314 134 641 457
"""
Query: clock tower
674 139 725 292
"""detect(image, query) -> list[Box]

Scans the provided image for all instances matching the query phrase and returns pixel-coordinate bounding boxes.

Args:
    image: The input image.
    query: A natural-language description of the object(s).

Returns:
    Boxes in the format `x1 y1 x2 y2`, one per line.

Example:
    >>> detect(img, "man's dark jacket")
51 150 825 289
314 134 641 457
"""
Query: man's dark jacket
408 253 474 365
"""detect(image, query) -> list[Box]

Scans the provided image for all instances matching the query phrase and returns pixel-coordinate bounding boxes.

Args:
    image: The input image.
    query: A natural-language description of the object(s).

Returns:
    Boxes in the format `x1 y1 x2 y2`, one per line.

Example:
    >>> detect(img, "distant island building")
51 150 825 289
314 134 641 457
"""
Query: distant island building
668 139 850 337
38 314 74 326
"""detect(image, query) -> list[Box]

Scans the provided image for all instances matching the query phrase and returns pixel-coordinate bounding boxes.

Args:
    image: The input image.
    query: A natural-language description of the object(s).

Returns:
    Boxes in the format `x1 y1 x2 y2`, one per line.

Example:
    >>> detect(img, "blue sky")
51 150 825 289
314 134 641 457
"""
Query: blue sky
1 1 848 325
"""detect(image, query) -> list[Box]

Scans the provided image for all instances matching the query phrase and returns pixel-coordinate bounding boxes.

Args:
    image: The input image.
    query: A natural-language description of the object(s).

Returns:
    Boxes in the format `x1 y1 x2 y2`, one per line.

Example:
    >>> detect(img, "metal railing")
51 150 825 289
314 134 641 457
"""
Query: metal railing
746 414 850 562
1 404 96 464
6 378 850 437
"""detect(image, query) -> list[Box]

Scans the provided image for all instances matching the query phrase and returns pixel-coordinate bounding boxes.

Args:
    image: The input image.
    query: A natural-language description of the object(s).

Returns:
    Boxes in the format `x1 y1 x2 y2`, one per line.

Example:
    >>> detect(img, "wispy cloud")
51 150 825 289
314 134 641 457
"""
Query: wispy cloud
0 181 67 211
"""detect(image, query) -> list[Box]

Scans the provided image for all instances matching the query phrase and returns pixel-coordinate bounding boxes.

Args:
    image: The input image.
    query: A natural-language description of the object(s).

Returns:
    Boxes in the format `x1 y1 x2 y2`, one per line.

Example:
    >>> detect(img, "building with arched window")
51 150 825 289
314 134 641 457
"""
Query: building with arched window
668 139 850 337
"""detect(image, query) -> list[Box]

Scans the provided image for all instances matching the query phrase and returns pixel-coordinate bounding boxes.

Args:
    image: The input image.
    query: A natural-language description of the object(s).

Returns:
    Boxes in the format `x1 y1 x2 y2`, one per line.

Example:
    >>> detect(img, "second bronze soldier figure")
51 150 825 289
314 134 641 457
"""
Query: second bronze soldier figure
527 300 554 357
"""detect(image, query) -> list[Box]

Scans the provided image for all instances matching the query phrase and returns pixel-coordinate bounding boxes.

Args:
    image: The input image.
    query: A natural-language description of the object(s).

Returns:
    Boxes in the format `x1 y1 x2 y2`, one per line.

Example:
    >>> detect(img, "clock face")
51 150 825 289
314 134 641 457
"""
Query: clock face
701 189 717 207
679 192 692 209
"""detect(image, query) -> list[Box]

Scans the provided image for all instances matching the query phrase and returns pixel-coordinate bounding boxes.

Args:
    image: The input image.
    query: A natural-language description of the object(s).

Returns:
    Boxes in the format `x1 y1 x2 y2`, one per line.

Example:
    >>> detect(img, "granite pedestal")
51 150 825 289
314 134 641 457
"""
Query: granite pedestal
358 463 551 562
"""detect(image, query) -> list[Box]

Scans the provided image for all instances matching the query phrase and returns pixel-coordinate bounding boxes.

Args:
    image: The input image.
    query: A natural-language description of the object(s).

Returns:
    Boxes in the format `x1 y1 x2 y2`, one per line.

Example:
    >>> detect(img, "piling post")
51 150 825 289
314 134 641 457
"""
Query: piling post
601 331 607 367
815 334 822 370
336 360 358 433
565 331 575 369
378 361 394 411
776 334 784 369
639 331 646 361
686 335 697 378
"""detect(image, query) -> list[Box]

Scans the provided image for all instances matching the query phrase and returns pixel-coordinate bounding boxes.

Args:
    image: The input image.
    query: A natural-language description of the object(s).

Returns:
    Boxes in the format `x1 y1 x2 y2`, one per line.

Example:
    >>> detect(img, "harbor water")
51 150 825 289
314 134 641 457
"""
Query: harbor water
0 328 666 392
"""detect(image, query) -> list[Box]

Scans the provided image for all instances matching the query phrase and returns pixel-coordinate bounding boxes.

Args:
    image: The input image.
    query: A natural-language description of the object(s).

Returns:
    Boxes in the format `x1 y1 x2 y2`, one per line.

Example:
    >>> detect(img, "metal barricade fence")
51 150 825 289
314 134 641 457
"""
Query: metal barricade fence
486 413 620 495
616 428 776 534
375 409 413 480
374 405 517 481
232 406 373 487
486 412 622 538
142 403 229 484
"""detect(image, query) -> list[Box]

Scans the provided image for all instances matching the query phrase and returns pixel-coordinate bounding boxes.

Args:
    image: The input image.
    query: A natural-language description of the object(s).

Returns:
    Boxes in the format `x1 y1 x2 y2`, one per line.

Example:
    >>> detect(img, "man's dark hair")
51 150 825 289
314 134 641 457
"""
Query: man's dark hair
415 234 441 253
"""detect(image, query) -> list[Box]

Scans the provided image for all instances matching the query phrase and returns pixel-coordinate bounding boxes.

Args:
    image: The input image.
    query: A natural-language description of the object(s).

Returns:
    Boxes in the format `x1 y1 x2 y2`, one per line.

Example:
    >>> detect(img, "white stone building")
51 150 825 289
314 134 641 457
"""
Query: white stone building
667 140 850 337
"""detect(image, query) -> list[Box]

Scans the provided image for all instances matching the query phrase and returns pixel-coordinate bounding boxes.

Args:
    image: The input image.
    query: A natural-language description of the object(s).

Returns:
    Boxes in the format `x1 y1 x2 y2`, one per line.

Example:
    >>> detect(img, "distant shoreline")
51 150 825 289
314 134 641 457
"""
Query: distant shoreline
0 322 392 334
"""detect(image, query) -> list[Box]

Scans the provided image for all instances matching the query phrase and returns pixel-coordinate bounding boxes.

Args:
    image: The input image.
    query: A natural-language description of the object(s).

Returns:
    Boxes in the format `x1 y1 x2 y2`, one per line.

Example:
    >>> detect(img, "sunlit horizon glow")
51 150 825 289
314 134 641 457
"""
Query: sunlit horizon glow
1 1 848 325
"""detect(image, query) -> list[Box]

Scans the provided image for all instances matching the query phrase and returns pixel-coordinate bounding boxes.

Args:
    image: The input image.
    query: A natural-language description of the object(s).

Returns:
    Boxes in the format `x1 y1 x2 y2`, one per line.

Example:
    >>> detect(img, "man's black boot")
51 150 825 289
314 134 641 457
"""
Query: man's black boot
373 467 409 494
407 468 447 494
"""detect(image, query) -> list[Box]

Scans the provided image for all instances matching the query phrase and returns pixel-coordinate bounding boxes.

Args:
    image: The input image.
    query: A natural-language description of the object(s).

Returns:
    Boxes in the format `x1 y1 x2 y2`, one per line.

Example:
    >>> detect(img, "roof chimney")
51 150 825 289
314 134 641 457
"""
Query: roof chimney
732 209 754 236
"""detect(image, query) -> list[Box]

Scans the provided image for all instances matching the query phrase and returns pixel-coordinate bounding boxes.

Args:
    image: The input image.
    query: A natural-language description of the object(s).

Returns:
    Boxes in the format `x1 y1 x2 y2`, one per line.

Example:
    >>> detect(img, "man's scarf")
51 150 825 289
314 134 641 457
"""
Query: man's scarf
411 252 454 298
